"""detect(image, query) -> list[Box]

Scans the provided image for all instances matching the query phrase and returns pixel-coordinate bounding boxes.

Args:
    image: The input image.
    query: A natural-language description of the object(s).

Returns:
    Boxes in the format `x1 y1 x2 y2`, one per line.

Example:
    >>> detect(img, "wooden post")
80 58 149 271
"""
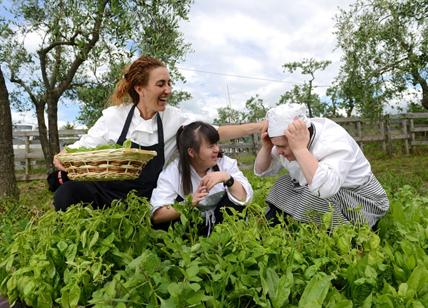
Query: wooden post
251 134 258 156
356 120 363 150
401 118 409 155
24 136 30 180
380 120 386 152
384 115 393 156
409 118 415 154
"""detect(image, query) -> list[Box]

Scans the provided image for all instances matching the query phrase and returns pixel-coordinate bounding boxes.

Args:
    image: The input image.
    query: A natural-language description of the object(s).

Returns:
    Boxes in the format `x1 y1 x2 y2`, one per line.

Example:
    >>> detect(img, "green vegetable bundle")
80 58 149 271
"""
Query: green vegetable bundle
64 140 132 153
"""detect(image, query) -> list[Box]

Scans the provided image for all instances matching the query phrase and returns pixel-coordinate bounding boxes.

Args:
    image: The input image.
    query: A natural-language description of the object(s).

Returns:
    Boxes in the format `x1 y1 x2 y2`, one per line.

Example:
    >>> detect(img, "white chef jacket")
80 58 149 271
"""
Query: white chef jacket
150 156 253 216
68 104 195 162
255 118 372 199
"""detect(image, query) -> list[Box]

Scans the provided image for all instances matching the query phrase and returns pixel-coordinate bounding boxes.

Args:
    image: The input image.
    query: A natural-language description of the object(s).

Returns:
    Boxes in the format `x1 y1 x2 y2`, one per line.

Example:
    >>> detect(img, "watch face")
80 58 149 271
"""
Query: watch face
225 176 234 187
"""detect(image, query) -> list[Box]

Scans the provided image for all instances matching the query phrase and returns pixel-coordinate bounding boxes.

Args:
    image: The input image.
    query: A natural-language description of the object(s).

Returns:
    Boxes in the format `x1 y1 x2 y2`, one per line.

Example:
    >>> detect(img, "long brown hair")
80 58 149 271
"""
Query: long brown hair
110 56 166 106
176 122 221 195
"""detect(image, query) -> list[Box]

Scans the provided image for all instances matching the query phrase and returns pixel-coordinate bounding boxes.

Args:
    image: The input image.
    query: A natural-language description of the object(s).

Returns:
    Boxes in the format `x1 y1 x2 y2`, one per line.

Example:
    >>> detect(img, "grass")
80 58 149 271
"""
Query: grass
370 152 428 195
1 181 51 209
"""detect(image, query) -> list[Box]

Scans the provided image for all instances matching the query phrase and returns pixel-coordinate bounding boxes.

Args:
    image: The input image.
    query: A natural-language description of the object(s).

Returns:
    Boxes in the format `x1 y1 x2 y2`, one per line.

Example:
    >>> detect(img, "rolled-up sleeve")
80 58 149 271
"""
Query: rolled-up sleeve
222 157 253 206
254 147 283 177
150 163 181 216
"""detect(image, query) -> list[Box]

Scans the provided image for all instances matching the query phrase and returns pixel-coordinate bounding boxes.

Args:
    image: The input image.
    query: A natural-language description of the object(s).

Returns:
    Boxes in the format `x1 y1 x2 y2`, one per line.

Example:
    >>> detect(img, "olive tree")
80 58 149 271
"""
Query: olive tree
278 58 331 117
0 0 192 168
243 94 268 123
334 0 428 113
213 106 245 125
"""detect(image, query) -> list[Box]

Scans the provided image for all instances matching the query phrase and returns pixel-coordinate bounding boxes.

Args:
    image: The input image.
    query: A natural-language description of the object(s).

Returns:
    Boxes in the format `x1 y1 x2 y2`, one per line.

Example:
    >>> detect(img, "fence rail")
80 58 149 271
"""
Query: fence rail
13 113 428 181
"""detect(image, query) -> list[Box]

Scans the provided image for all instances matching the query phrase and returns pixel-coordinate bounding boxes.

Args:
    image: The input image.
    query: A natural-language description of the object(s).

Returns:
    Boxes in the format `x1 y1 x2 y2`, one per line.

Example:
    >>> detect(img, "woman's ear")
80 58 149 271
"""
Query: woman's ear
187 147 195 158
134 85 144 97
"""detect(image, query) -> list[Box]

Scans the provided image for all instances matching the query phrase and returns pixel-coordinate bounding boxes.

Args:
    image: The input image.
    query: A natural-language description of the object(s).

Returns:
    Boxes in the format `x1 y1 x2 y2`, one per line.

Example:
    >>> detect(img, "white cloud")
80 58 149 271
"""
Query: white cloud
174 0 356 122
11 111 38 127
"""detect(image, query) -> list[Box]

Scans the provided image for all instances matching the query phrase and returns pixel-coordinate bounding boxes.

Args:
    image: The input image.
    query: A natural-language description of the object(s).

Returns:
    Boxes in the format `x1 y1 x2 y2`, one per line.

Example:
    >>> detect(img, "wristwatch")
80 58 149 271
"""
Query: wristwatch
224 176 235 187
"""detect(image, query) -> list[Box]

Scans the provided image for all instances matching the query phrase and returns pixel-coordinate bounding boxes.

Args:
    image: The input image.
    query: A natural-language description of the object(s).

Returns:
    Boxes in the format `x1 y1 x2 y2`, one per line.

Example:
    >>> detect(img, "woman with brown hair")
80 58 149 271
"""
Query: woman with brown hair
53 55 261 211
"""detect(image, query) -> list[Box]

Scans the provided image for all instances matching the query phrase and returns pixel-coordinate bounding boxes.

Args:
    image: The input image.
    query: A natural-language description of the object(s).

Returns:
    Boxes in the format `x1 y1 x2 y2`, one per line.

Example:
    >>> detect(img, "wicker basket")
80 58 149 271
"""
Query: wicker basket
56 148 157 181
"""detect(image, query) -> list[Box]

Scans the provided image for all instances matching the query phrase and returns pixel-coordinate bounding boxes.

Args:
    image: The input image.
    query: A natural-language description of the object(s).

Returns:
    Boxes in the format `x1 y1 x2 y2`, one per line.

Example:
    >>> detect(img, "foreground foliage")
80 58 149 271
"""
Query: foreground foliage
0 174 427 307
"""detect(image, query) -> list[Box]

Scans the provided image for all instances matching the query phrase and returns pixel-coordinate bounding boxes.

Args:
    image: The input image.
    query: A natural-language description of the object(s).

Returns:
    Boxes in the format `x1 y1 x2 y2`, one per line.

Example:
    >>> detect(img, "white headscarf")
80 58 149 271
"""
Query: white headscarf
267 103 311 137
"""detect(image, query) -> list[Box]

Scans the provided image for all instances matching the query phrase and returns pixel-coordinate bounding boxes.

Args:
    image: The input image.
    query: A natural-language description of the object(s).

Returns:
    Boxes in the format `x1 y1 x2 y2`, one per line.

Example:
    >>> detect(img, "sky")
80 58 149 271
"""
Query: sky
11 0 357 128
175 0 356 122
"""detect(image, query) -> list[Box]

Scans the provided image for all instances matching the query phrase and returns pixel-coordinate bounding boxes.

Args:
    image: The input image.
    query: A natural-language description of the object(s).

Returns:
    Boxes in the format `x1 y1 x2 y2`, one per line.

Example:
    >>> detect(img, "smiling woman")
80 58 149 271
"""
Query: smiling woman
52 56 180 211
51 55 263 212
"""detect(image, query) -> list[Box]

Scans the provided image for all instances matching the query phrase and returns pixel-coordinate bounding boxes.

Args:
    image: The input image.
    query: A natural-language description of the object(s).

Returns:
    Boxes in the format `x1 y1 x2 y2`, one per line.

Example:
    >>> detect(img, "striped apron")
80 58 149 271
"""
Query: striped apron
265 173 389 228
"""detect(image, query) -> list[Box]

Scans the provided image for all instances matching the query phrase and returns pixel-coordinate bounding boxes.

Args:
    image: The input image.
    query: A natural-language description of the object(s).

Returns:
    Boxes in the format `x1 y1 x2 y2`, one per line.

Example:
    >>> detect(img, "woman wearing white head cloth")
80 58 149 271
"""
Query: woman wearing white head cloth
254 103 389 228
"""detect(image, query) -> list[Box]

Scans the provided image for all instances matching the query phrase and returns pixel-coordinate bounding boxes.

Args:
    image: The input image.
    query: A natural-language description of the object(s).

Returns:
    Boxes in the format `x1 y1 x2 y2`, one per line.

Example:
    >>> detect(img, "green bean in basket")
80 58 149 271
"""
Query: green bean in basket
64 139 132 153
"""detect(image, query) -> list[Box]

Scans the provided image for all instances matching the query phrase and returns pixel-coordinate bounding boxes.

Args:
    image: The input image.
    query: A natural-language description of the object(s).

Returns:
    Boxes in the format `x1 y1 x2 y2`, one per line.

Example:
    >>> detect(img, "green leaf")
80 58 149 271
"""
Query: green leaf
89 231 99 249
57 240 68 252
186 291 205 305
69 284 81 307
361 292 373 308
64 244 77 262
22 280 35 298
61 283 81 308
80 230 87 248
298 273 332 308
407 265 428 293
167 282 181 297
123 139 132 149
186 265 199 280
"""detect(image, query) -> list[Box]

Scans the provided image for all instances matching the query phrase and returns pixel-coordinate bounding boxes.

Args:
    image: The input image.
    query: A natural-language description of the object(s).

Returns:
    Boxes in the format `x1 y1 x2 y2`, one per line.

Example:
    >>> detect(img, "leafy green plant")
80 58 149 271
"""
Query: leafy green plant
0 161 427 307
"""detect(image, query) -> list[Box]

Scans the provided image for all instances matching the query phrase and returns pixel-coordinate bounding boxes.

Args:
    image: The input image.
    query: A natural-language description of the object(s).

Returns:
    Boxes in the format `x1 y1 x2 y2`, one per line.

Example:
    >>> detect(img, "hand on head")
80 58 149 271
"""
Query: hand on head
260 120 273 149
284 118 310 153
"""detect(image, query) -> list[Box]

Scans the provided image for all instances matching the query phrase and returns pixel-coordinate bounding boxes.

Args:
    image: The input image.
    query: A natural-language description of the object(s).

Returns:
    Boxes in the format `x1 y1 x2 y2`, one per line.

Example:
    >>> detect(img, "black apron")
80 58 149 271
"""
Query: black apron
85 104 165 208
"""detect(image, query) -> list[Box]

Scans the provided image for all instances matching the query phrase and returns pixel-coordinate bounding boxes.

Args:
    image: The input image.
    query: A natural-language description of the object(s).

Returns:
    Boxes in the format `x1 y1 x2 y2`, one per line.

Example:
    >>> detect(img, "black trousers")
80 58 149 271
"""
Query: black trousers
53 180 146 211
265 202 292 226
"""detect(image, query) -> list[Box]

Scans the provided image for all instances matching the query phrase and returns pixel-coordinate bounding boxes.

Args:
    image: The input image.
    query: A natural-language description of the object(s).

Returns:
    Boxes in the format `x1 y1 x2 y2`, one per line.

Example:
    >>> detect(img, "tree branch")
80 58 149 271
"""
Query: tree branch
372 56 409 76
56 0 109 96
9 71 40 106
39 31 80 55
50 45 63 88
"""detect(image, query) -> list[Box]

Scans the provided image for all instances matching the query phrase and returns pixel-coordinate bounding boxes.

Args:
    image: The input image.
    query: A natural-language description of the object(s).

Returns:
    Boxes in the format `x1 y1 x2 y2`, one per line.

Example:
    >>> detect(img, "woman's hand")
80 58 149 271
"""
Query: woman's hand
53 151 67 171
285 118 310 154
260 120 273 150
200 171 229 191
191 182 209 207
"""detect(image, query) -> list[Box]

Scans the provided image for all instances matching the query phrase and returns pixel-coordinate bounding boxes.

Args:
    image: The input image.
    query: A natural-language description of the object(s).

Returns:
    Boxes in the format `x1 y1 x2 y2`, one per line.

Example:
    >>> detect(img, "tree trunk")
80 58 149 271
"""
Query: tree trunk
47 96 60 162
34 102 53 170
307 80 313 118
0 67 19 200
421 81 428 110
410 66 428 110
346 99 354 117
